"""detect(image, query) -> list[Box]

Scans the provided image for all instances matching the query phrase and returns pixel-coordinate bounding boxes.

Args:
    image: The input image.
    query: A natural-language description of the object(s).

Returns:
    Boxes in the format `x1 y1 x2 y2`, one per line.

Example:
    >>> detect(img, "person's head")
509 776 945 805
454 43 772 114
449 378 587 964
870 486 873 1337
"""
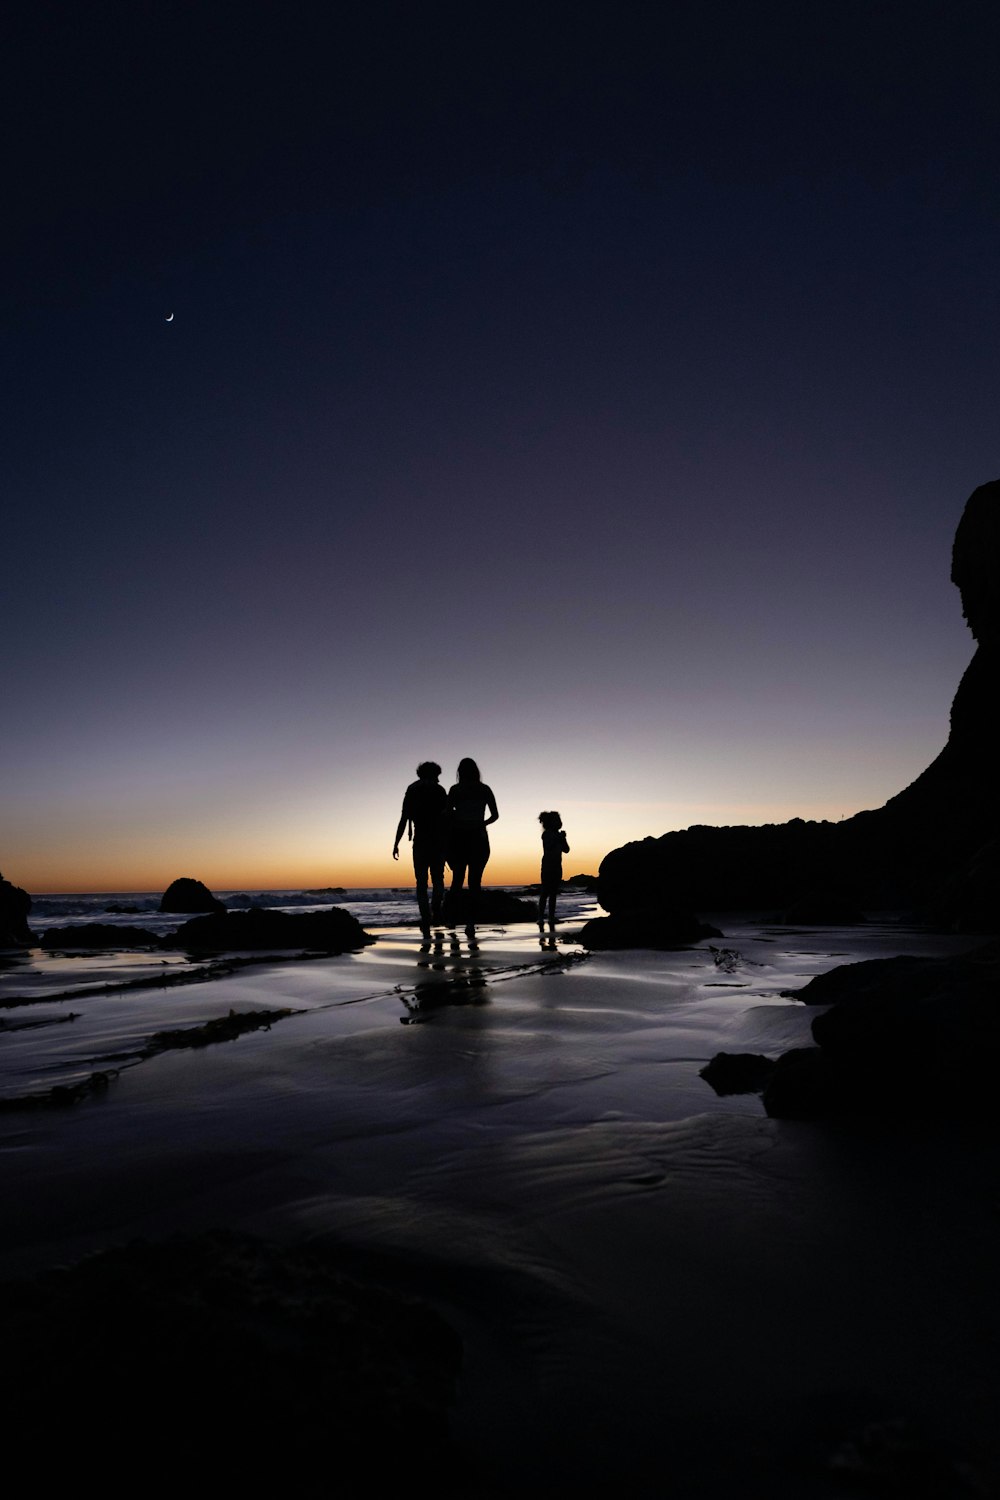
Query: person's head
538 810 562 830
416 761 441 781
457 757 481 784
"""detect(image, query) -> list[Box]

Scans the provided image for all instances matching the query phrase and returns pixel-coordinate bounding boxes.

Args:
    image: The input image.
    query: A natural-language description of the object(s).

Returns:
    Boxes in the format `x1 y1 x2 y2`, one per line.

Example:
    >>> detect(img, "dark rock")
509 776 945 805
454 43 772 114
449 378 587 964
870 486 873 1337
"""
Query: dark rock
0 874 34 948
161 906 373 952
578 907 722 950
159 877 225 914
700 1052 776 1095
763 1047 844 1118
765 941 1000 1117
440 889 538 924
566 873 600 891
40 923 162 948
709 945 752 972
791 942 1000 1009
597 482 1000 928
0 1231 466 1496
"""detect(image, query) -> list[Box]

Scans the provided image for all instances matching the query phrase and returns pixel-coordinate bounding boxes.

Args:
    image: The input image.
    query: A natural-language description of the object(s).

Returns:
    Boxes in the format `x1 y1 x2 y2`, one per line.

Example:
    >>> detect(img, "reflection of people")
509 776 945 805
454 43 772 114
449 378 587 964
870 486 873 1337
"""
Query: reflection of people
447 758 498 935
537 810 570 930
393 761 448 938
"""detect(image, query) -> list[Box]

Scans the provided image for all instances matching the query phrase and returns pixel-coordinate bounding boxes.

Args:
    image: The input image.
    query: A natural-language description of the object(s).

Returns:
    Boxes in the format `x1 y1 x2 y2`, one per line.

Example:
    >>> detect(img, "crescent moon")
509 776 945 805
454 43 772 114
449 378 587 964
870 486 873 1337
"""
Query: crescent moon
165 313 174 322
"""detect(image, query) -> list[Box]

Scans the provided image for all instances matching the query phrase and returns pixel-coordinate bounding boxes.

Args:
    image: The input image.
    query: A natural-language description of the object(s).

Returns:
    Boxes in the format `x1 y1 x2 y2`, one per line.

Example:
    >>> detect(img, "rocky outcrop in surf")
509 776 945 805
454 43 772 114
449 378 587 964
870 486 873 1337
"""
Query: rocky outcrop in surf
161 905 373 952
598 480 1000 930
40 923 162 948
441 889 538 924
159 877 225 914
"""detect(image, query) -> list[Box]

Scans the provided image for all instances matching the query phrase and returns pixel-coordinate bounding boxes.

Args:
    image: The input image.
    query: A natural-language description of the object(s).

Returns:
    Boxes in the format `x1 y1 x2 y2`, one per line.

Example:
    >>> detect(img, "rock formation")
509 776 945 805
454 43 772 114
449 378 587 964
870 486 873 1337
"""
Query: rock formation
578 908 721 950
699 1052 776 1096
40 923 162 948
0 873 34 948
440 889 538 924
161 906 373 952
599 480 1000 930
1 1232 464 1495
761 941 1000 1117
159 877 225 914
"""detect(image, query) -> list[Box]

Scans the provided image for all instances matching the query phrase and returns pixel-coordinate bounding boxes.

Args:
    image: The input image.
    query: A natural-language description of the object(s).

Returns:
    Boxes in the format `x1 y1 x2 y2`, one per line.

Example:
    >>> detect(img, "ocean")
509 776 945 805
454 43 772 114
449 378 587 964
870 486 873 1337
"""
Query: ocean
25 885 598 938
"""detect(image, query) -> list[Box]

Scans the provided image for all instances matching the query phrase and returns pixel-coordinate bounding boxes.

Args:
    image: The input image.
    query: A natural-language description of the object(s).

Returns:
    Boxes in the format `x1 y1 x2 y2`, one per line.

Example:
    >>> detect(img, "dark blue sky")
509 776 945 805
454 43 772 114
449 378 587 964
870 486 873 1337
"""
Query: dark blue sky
4 1 997 889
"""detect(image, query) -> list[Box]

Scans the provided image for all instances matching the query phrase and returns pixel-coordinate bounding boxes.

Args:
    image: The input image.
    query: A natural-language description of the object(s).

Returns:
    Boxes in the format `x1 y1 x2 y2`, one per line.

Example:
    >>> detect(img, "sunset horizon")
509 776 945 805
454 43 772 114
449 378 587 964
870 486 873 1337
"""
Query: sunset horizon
10 779 936 896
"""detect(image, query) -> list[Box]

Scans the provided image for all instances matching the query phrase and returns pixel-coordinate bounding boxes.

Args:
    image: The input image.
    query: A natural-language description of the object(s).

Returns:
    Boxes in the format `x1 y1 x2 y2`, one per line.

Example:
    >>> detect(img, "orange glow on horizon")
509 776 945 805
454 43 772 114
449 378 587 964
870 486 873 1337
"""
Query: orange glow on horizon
19 852 602 896
8 795 878 895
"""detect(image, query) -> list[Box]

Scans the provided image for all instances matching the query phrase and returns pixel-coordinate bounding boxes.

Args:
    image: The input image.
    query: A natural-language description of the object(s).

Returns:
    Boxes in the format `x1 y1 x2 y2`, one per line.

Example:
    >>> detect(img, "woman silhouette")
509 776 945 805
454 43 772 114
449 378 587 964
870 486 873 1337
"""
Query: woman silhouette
447 758 498 936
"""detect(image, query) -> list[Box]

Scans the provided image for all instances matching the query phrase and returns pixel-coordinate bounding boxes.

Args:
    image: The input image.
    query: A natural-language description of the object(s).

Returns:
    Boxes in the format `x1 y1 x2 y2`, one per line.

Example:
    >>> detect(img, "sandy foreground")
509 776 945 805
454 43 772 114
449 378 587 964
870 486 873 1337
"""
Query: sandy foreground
2 916 998 1496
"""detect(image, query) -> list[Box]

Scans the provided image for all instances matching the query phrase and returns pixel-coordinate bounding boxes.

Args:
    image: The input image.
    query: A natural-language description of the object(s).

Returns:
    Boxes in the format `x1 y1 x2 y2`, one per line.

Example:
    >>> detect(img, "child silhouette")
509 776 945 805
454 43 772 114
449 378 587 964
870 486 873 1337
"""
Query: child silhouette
537 810 570 930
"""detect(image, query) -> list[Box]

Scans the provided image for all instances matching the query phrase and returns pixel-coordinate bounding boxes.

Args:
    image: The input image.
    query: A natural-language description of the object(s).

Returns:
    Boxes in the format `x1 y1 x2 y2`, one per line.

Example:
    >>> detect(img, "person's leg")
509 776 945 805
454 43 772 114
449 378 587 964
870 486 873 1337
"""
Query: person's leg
537 892 546 929
546 889 557 927
465 839 489 931
429 851 446 921
448 839 468 928
412 847 431 935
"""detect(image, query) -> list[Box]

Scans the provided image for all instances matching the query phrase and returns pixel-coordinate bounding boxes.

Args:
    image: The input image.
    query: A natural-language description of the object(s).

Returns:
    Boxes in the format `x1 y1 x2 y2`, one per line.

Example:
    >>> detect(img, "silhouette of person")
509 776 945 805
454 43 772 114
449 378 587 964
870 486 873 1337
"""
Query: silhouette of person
393 761 448 938
446 758 498 936
537 811 570 929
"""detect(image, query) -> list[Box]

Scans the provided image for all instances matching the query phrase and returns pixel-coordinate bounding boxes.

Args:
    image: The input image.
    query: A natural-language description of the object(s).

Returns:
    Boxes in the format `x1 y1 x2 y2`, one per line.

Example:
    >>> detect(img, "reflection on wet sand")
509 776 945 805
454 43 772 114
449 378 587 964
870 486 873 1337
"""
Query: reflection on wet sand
2 918 997 1496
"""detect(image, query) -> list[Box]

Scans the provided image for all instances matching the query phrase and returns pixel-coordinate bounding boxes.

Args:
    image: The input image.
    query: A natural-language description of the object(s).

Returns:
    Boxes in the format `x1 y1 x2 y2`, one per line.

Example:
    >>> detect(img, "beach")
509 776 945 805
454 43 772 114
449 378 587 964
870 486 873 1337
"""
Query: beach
2 902 997 1496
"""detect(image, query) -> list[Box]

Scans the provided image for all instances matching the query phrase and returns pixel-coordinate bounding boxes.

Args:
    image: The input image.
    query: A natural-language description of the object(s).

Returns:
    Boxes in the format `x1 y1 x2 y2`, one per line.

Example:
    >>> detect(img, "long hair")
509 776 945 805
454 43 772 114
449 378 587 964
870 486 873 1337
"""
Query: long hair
457 757 481 783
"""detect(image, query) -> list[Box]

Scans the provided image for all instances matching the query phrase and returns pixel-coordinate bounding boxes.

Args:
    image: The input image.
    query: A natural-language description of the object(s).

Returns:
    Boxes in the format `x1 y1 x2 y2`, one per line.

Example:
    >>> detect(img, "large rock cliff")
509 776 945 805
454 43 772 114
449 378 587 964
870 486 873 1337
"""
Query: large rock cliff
598 480 1000 930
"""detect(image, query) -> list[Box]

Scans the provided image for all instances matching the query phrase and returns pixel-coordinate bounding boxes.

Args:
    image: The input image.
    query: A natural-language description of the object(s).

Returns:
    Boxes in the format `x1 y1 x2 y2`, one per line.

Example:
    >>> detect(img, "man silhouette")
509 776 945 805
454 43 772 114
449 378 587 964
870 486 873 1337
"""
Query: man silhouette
392 761 448 938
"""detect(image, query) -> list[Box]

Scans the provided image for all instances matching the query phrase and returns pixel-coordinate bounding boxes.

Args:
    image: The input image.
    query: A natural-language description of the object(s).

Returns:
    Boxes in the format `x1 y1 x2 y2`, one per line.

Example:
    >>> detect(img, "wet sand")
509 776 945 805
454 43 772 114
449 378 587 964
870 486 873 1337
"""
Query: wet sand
2 917 998 1495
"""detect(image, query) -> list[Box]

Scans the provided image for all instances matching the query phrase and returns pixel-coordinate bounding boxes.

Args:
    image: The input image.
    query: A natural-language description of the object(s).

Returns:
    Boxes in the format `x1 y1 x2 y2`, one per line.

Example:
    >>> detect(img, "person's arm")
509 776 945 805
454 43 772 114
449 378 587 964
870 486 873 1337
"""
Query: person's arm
561 832 570 853
484 788 499 827
392 796 410 860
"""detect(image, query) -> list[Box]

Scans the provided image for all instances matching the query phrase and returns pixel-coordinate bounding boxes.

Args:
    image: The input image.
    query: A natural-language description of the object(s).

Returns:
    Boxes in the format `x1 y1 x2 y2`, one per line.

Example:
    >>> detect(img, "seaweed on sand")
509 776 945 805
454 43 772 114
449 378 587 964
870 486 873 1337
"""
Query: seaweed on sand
0 1068 119 1112
400 974 490 1021
0 1009 298 1112
0 1010 80 1032
143 1005 295 1053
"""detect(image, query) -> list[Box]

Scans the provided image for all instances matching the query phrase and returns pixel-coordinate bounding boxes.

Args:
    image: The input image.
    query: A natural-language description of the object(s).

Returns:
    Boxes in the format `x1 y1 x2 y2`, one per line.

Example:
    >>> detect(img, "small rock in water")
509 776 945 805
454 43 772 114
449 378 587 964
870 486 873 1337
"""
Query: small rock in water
699 1052 776 1096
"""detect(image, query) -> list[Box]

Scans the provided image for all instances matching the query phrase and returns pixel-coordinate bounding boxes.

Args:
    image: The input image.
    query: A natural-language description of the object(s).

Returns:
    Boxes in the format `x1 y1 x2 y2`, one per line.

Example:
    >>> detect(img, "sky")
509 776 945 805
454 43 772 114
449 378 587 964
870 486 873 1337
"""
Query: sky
4 0 997 893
